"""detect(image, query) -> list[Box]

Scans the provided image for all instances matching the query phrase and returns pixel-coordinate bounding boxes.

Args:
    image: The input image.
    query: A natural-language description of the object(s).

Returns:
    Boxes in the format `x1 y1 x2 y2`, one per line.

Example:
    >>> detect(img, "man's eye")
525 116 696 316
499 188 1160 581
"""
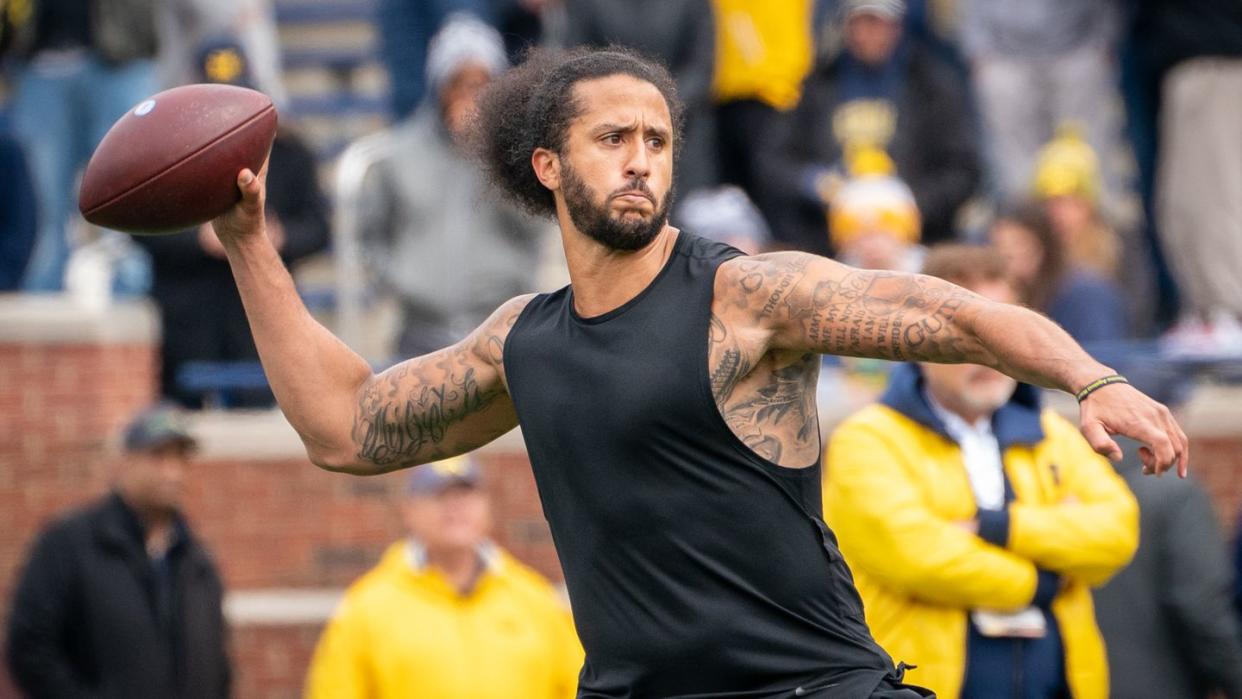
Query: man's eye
603 134 622 145
648 138 664 150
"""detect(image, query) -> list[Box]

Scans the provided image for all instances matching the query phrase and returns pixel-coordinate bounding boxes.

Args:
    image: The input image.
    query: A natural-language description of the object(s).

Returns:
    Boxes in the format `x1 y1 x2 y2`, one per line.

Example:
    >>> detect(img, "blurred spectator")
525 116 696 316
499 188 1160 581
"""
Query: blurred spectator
1032 126 1122 281
134 38 329 408
1236 512 1242 637
156 0 287 107
354 15 547 357
6 404 230 698
676 185 770 256
0 124 38 290
376 0 490 120
2 0 159 292
564 0 716 193
1139 0 1242 347
960 0 1126 212
492 0 562 63
305 457 582 698
990 202 1130 344
828 148 923 272
823 244 1138 698
710 0 814 223
764 0 978 254
1094 440 1242 699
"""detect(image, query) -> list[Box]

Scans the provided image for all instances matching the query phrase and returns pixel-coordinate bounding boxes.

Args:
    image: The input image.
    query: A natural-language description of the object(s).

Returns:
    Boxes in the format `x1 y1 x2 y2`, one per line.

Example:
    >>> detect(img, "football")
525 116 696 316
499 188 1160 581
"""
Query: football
79 83 278 235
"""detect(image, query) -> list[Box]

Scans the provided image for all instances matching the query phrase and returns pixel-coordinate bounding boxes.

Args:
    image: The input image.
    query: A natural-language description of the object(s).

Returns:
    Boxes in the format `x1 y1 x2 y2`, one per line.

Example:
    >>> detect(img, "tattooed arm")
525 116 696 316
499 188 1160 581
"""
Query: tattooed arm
212 162 524 475
715 252 1189 476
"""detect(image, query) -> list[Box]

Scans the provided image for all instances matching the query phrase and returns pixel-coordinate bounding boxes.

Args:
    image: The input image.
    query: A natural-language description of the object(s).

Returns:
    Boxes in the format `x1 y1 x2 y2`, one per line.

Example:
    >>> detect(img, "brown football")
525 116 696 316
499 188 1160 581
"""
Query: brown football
79 83 278 235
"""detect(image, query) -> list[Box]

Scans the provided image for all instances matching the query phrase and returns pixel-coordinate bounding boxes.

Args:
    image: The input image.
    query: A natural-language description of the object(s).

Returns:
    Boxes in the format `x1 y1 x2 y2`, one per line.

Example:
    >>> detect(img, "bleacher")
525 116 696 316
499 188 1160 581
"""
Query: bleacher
274 0 388 166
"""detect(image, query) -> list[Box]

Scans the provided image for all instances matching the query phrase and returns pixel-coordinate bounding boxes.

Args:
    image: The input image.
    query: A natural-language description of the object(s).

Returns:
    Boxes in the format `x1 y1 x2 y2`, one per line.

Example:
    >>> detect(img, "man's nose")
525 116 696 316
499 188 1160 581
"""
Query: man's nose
624 140 651 181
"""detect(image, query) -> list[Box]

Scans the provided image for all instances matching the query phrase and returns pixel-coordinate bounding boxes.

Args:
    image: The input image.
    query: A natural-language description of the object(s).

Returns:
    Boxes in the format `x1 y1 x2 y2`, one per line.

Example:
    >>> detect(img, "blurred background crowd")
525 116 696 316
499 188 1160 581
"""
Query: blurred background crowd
3 0 1242 407
2 0 1242 697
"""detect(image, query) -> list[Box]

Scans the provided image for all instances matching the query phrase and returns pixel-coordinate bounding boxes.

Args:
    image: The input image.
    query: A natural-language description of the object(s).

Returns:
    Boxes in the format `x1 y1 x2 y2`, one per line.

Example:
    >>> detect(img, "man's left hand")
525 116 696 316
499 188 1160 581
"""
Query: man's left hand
1078 383 1189 477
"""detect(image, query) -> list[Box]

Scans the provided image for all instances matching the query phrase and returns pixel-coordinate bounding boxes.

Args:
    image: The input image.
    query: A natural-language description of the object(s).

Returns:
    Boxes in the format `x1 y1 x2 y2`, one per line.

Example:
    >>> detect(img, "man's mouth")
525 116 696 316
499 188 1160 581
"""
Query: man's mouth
613 191 654 205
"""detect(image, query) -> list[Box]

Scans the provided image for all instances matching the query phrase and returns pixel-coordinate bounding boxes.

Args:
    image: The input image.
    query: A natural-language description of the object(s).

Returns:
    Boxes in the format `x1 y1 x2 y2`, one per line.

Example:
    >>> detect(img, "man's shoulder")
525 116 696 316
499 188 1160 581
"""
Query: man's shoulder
22 496 115 564
41 496 112 539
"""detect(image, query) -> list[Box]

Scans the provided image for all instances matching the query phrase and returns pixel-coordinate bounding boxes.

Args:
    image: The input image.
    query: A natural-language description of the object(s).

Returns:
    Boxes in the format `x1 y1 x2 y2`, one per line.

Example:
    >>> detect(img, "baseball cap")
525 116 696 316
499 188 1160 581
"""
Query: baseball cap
406 456 482 494
843 0 906 19
123 404 198 453
195 37 254 88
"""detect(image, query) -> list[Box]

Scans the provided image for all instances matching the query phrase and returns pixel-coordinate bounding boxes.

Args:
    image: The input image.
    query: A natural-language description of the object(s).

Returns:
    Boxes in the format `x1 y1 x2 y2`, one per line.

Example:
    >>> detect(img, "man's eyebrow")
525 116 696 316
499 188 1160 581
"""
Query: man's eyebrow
593 122 639 134
592 122 672 140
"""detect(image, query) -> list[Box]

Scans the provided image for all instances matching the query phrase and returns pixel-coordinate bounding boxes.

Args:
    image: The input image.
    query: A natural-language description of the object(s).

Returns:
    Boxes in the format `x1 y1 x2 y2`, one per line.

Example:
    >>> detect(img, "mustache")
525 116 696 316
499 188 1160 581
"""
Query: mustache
608 179 656 204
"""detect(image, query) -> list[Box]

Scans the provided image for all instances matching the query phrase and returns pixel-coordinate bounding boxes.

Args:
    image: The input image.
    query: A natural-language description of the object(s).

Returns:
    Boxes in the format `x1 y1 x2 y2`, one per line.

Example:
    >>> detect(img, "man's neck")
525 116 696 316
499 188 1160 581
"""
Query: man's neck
559 216 679 318
425 546 484 595
924 387 991 430
119 494 177 556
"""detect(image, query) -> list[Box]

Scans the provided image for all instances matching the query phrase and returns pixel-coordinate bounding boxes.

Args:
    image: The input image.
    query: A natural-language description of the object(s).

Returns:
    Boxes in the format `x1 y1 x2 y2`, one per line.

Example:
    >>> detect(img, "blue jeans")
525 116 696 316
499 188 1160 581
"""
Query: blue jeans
11 52 156 293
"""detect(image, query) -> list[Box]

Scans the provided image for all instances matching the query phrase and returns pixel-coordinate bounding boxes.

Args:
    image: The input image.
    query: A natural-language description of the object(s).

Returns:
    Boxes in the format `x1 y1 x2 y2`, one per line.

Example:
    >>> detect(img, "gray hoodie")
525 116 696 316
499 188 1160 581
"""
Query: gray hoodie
356 15 545 355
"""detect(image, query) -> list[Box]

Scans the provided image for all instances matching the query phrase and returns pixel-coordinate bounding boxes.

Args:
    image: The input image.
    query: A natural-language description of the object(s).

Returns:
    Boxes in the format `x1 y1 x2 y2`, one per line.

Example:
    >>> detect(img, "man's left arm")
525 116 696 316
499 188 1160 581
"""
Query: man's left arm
722 252 1189 475
983 415 1139 585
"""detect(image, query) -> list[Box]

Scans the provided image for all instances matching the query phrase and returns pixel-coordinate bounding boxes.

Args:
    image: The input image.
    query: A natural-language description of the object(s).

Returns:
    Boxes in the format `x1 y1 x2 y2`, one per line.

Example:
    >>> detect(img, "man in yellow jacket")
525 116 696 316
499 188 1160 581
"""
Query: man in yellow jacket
305 456 583 698
823 245 1138 699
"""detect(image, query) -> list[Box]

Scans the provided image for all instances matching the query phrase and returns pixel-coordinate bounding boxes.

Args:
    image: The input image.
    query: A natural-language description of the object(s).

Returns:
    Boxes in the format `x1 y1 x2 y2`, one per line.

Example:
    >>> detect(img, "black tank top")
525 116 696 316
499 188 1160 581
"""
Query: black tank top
504 233 895 698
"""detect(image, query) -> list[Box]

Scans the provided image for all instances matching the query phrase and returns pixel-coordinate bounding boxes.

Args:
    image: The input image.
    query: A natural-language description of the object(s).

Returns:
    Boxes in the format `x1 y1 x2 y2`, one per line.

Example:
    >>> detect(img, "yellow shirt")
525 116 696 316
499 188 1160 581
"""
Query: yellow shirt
711 0 815 110
305 542 583 699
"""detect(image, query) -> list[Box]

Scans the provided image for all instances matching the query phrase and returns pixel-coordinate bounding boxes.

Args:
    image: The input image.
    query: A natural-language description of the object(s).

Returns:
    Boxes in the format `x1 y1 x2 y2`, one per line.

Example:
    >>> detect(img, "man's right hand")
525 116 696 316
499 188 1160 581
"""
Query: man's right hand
211 158 269 248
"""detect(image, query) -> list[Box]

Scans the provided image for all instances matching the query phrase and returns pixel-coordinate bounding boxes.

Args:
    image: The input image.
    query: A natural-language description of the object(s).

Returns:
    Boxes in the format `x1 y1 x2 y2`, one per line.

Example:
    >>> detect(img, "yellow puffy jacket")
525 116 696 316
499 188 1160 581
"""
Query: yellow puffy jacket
305 542 583 699
823 373 1137 699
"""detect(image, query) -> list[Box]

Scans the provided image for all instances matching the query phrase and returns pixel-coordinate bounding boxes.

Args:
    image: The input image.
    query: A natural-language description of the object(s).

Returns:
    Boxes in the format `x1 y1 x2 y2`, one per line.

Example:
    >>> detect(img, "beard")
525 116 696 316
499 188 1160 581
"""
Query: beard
560 158 672 251
959 372 1019 416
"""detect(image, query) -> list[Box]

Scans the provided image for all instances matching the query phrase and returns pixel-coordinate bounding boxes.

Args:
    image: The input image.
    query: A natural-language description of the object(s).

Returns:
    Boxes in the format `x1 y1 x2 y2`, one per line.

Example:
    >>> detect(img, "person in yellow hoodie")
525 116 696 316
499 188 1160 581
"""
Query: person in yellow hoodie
305 456 583 699
823 244 1138 699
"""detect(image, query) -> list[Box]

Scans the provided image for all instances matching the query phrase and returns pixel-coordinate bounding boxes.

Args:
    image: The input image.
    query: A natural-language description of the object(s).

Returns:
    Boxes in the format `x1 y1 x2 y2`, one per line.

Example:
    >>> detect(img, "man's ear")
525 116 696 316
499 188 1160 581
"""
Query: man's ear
531 147 560 192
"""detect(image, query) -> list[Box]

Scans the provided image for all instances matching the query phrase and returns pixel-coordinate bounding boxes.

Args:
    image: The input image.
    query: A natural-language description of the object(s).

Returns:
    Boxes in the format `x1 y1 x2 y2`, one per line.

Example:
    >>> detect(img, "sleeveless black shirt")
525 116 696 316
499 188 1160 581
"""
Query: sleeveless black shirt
504 233 895 698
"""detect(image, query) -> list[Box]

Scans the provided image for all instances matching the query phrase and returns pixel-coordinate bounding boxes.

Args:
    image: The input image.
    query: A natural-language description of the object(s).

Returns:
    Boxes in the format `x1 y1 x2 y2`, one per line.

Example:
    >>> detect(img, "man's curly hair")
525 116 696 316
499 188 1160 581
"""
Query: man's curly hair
470 46 684 218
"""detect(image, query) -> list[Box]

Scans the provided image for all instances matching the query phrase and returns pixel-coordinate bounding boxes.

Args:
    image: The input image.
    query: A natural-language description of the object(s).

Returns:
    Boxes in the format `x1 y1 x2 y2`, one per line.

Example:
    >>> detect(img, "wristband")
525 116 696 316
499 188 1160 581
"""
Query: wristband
1075 374 1128 403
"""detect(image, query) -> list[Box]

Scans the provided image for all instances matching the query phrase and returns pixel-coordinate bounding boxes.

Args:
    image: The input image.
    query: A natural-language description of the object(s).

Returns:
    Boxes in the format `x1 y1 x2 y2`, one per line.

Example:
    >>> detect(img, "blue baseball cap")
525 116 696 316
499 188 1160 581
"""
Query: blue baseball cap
406 456 481 494
122 404 198 453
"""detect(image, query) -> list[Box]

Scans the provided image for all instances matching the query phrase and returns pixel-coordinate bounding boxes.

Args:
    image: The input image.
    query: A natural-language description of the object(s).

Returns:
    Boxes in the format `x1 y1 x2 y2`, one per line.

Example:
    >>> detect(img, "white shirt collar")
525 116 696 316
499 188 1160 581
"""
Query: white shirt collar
405 539 501 572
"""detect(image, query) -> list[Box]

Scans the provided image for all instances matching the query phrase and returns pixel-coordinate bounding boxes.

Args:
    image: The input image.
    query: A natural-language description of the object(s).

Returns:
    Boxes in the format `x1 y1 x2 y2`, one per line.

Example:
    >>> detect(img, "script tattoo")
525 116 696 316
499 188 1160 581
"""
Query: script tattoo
350 298 527 470
729 253 982 364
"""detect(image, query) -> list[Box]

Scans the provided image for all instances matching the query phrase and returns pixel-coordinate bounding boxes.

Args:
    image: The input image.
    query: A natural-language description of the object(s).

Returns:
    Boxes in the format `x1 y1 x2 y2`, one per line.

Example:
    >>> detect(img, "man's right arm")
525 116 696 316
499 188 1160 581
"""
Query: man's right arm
215 166 524 475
